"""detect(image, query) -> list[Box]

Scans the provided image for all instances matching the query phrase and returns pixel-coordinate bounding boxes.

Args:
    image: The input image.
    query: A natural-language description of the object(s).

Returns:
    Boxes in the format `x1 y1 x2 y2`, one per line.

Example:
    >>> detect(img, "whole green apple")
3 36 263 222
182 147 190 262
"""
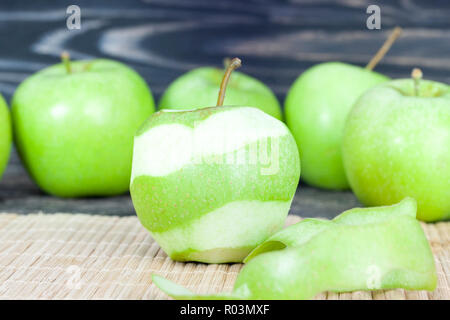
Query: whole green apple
285 62 389 190
131 59 300 263
0 94 12 179
11 53 155 197
284 27 402 189
159 64 282 120
342 71 450 222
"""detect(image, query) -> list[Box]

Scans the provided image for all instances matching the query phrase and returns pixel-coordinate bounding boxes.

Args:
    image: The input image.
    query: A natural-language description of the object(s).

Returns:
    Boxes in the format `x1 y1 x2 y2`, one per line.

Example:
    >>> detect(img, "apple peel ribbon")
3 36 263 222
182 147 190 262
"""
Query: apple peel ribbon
152 197 437 300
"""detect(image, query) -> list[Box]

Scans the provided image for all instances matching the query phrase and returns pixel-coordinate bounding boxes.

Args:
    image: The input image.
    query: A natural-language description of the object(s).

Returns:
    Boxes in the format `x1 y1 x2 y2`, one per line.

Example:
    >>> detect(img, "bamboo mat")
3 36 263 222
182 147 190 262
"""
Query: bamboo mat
0 213 448 300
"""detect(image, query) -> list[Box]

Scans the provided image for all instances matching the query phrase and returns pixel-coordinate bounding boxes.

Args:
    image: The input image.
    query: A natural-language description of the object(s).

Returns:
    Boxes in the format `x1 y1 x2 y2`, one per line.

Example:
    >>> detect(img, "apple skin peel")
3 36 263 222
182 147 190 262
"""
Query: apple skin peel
130 106 300 263
152 198 437 299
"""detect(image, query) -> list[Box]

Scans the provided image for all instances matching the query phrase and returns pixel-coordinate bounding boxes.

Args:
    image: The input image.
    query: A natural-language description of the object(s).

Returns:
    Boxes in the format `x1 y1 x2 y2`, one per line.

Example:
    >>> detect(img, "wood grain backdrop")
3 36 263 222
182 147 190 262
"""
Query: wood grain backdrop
0 0 448 217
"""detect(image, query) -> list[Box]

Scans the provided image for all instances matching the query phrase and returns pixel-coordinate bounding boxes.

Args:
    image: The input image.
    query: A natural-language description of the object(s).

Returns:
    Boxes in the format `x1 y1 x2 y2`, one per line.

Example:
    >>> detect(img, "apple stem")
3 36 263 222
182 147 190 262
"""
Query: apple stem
223 57 232 69
366 26 402 71
216 57 242 107
411 68 423 96
61 51 72 74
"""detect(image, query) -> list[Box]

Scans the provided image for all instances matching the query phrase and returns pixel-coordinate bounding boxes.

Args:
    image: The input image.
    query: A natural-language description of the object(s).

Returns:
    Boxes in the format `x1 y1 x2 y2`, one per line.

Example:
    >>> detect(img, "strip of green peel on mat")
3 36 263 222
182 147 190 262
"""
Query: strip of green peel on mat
152 198 437 300
244 197 418 262
152 275 244 300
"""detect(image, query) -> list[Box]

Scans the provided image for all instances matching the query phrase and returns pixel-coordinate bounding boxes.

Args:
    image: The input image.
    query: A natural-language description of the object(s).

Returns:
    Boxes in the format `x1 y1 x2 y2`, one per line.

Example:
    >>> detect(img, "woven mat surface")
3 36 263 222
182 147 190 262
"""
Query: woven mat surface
0 213 448 300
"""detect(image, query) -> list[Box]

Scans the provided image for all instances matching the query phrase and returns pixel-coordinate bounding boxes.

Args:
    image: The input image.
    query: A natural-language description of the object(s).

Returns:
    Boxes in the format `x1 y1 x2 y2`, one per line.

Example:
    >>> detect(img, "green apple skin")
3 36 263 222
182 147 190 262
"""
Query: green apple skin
232 199 435 299
285 62 389 190
342 79 450 222
0 94 12 179
159 67 283 120
130 106 300 263
153 198 437 300
11 59 155 197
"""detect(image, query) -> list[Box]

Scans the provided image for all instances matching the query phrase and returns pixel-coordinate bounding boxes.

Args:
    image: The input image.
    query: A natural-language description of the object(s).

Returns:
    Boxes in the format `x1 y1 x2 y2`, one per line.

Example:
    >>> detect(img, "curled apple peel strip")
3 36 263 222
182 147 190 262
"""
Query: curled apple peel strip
152 197 437 300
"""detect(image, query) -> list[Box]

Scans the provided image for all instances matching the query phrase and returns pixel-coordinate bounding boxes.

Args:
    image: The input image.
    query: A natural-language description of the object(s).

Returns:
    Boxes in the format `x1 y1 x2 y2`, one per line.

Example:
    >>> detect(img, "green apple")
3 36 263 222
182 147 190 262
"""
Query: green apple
284 27 402 189
11 53 155 197
0 94 12 179
159 62 282 121
342 70 450 222
131 58 300 263
153 198 437 299
285 63 388 190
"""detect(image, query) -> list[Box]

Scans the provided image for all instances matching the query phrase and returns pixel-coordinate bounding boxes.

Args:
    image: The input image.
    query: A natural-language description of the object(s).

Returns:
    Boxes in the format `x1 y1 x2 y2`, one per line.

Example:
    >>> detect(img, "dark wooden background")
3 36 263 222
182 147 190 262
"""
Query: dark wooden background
0 0 448 218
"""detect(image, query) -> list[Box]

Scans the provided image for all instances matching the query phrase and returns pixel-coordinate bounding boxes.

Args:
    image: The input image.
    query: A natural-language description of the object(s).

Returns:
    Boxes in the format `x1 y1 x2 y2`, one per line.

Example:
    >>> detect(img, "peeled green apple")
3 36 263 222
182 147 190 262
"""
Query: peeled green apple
342 70 450 222
11 53 155 197
284 27 402 189
153 198 436 299
131 59 300 263
159 63 282 120
0 94 12 179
